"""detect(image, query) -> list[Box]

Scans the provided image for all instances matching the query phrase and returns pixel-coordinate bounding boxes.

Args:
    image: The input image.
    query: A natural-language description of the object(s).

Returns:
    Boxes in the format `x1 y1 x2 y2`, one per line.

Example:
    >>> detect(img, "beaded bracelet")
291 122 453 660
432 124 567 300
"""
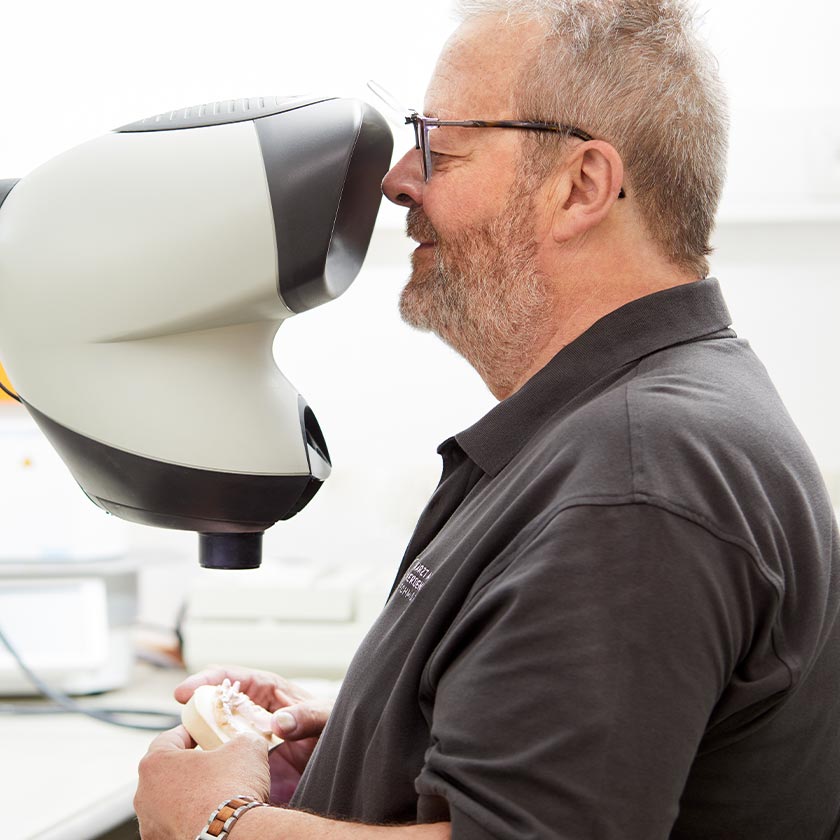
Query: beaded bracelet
195 795 269 840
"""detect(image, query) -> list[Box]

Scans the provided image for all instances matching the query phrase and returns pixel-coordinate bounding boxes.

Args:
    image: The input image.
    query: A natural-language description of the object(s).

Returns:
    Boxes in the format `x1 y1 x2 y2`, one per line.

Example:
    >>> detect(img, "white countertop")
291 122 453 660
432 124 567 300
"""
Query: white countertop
1 663 184 840
1 662 342 840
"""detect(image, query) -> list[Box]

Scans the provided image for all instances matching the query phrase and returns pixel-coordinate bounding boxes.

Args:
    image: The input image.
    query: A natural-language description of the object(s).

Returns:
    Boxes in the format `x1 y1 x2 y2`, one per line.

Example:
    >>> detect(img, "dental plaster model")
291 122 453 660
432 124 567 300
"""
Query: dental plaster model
181 678 282 750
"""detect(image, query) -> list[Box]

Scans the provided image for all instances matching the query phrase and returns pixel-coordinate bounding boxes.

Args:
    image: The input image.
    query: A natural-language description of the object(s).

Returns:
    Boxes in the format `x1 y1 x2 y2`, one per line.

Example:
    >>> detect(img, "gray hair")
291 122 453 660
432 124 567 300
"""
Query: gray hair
452 0 729 277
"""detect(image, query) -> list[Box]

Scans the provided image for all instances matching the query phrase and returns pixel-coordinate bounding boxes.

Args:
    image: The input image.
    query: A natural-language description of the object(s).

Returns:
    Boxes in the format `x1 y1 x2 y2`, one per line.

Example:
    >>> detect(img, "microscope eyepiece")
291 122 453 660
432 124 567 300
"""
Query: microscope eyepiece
199 533 263 571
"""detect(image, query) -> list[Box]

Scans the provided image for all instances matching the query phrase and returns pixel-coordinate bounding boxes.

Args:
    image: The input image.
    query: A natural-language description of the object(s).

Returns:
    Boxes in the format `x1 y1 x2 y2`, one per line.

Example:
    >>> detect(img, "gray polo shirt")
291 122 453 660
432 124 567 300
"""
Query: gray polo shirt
292 278 840 839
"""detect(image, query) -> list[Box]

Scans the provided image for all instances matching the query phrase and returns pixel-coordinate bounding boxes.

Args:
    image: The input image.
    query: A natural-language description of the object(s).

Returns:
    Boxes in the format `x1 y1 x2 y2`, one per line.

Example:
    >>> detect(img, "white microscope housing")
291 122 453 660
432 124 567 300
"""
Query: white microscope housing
0 95 393 569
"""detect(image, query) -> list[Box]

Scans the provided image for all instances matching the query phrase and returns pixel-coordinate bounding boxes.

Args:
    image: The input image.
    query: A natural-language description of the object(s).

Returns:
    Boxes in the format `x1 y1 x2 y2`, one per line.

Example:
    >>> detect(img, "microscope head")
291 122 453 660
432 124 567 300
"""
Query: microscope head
0 95 393 569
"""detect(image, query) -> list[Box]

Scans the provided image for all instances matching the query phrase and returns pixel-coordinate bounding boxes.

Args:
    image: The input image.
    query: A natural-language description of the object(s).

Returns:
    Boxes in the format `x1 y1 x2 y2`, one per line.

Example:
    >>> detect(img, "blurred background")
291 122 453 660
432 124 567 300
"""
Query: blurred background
1 0 839 658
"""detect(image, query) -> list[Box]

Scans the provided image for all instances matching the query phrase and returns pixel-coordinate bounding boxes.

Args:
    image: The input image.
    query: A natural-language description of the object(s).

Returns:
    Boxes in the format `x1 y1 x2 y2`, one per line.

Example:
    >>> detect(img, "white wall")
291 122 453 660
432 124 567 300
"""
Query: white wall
0 1 838 624
0 0 458 177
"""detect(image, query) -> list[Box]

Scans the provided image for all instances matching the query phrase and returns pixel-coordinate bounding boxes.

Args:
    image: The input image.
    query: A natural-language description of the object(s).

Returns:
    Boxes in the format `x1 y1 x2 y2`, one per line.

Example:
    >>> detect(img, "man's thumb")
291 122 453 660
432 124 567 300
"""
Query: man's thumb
271 700 331 739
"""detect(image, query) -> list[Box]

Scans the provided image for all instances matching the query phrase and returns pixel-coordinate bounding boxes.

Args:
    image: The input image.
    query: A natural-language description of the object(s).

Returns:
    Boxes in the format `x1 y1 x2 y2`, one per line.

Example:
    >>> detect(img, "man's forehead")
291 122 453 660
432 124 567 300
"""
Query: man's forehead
423 15 544 118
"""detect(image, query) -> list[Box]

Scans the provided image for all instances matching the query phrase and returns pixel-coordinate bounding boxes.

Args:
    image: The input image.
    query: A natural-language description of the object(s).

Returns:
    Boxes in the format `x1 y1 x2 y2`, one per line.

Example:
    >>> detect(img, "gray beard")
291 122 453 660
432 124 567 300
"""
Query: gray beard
399 202 551 397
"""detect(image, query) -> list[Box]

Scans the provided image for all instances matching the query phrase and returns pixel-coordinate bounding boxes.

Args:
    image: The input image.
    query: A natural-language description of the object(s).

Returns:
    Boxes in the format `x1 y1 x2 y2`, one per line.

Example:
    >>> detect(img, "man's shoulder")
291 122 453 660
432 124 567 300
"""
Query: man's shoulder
517 334 824 535
626 336 813 485
628 334 780 432
572 332 789 461
520 335 753 472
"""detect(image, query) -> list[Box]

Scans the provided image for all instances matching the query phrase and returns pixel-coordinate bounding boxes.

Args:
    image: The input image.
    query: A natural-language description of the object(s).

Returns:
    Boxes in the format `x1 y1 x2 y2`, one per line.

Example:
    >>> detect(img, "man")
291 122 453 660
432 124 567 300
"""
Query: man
135 1 840 838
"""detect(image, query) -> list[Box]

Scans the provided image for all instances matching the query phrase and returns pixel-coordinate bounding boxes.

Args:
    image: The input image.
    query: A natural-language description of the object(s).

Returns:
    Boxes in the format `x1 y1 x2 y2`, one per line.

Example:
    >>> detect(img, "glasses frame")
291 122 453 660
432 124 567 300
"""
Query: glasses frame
406 110 626 198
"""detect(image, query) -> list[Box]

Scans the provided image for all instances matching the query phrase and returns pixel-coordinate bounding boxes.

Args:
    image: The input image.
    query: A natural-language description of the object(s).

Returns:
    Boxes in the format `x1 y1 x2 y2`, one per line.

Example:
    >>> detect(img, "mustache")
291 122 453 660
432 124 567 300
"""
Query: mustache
406 207 439 244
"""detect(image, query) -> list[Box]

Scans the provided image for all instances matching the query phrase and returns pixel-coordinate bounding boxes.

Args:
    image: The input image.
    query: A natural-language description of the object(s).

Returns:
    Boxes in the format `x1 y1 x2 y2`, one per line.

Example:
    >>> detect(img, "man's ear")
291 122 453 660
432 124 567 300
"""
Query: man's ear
545 141 625 243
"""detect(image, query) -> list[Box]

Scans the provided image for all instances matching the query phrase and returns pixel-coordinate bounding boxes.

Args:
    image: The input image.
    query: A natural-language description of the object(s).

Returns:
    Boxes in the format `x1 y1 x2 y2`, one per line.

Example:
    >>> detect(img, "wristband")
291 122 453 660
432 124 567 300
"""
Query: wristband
195 795 268 840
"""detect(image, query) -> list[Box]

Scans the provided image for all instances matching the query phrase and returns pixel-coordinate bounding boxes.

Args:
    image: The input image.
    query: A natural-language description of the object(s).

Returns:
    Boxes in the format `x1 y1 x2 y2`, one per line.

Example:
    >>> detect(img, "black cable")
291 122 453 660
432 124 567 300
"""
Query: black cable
0 621 181 731
0 381 21 403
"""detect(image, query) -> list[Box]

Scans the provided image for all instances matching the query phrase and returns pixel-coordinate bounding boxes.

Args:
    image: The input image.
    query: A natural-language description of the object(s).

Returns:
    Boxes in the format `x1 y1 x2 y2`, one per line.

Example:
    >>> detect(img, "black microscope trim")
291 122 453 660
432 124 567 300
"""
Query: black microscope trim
22 398 331 569
114 96 334 133
254 99 393 313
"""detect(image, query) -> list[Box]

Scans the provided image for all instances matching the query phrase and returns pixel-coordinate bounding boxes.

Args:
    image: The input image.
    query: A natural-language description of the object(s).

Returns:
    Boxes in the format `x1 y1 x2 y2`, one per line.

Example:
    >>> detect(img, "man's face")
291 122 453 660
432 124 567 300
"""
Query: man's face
399 187 549 392
381 16 553 395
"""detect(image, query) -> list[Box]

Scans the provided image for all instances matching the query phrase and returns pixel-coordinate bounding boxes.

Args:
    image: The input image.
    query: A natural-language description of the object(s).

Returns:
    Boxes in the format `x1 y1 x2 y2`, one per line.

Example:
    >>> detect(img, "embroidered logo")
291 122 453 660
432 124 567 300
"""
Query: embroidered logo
396 558 434 603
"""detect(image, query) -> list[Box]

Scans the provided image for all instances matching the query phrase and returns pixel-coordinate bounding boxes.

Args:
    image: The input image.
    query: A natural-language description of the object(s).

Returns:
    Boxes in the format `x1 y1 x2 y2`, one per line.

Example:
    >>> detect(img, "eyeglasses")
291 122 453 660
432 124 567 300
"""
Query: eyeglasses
368 81 626 197
408 112 587 180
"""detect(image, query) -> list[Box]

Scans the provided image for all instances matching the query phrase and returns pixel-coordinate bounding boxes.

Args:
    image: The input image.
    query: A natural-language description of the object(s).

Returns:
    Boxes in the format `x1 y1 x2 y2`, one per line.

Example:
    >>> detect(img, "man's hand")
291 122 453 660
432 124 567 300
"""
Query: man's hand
175 665 333 804
134 725 270 840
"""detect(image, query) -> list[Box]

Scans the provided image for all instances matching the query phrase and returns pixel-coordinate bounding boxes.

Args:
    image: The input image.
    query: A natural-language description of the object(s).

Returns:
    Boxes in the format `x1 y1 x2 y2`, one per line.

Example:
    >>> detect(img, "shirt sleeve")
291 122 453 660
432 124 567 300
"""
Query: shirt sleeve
414 502 778 840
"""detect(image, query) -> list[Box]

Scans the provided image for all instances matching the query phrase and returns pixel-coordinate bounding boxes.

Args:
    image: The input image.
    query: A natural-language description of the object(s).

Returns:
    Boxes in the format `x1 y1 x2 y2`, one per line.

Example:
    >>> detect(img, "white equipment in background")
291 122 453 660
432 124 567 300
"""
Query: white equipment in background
182 555 394 679
0 408 136 695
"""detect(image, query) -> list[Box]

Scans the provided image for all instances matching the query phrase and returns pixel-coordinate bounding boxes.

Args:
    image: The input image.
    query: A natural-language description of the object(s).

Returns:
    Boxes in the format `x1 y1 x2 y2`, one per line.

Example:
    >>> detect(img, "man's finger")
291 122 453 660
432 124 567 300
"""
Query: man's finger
174 665 288 706
271 698 333 739
174 665 232 703
145 725 195 753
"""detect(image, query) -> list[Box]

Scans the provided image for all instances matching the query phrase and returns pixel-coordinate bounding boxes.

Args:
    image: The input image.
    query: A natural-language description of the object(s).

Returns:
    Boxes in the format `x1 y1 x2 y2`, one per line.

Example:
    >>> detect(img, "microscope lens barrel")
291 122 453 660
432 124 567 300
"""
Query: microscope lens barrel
199 533 264 570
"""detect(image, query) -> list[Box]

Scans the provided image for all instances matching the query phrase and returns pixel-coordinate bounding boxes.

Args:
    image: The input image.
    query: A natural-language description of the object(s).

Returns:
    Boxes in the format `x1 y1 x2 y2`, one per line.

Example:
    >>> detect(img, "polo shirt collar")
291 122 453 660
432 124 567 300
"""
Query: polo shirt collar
450 276 733 477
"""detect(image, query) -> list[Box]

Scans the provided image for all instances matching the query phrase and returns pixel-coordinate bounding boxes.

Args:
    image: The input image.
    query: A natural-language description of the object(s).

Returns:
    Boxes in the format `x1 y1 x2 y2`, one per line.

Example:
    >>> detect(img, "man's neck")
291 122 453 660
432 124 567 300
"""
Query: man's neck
491 271 700 401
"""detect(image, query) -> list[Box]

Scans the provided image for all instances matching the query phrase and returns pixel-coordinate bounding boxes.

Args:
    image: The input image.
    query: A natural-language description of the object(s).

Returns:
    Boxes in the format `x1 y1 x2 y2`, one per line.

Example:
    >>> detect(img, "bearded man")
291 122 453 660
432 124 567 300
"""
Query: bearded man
135 2 840 838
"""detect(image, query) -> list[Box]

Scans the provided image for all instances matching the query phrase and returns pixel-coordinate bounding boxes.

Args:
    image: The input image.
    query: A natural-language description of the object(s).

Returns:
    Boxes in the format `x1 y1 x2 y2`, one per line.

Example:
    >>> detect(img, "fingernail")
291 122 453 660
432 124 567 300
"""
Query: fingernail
273 711 296 735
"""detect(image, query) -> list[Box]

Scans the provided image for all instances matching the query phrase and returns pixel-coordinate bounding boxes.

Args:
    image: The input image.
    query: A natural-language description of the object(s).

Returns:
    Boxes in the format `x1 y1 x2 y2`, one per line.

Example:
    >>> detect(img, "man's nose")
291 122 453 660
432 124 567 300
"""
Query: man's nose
381 148 424 207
